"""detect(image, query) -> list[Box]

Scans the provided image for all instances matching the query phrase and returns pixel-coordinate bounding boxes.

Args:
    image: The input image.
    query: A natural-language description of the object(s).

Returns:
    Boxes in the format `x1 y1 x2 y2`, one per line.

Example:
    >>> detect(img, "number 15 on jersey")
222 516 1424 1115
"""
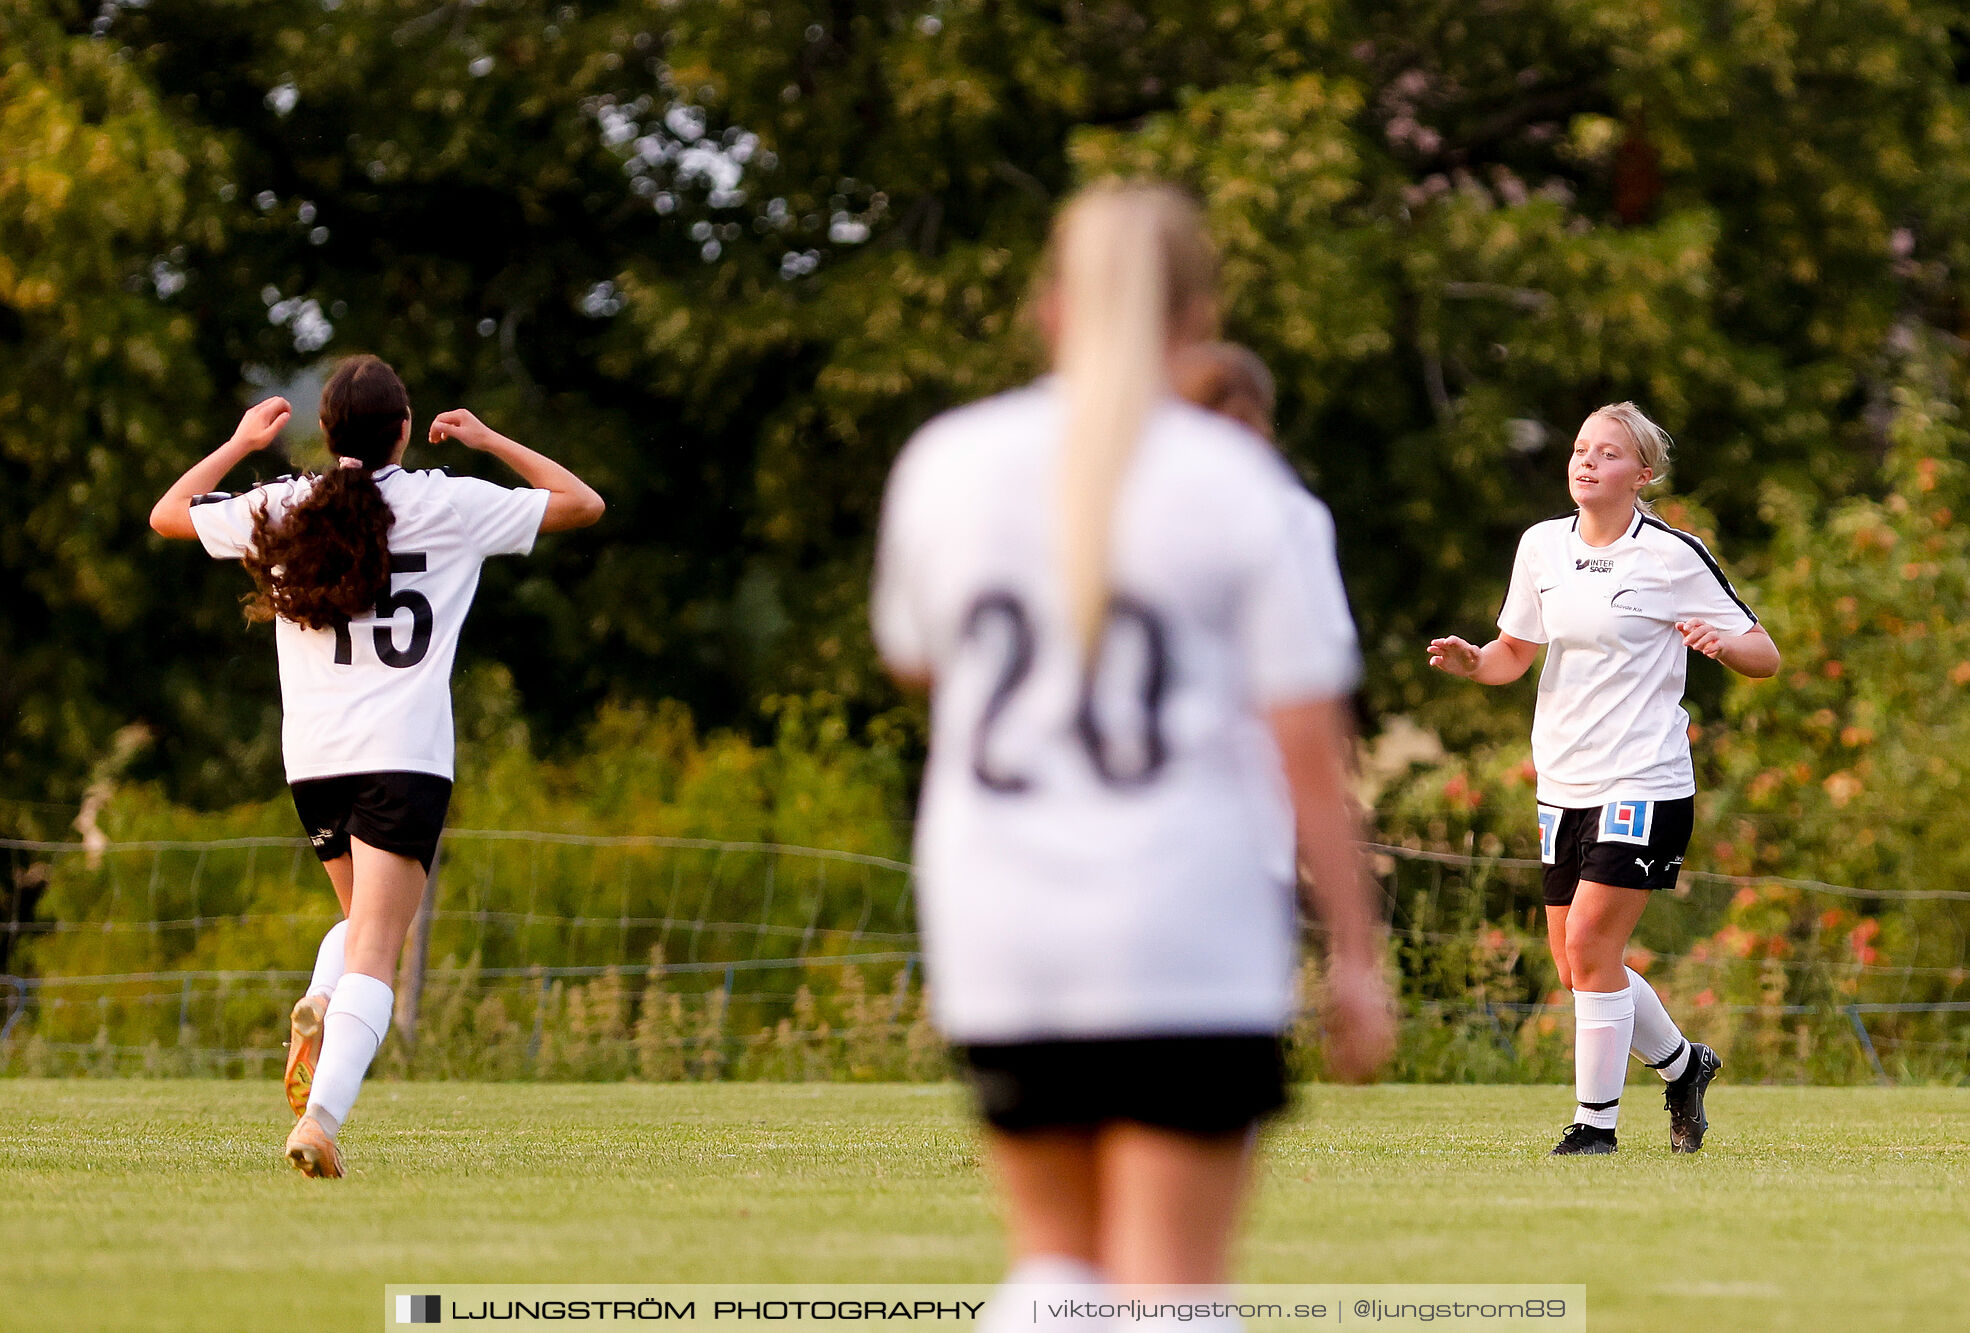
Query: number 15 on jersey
330 552 433 668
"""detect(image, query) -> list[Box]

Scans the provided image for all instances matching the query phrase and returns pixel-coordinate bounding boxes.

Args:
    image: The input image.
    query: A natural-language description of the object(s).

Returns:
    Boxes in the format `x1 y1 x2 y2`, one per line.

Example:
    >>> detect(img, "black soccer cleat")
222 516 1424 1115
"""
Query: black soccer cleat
1665 1043 1722 1153
1550 1123 1618 1156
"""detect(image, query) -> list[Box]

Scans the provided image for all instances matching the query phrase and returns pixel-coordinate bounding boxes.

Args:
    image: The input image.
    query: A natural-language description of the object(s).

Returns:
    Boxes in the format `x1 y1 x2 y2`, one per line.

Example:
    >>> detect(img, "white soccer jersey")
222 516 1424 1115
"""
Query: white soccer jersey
1497 511 1758 807
1252 486 1360 887
872 381 1360 1044
190 465 549 783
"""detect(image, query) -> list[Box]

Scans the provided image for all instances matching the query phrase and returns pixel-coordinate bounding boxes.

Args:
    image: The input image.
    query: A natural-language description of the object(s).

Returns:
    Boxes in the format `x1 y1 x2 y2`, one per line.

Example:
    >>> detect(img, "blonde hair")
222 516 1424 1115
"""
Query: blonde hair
1588 400 1673 516
1049 181 1217 659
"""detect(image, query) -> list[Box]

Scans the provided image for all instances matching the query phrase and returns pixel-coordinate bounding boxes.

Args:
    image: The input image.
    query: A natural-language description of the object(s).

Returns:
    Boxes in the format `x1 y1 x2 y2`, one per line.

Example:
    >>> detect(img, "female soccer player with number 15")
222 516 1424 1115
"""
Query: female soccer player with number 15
150 355 603 1177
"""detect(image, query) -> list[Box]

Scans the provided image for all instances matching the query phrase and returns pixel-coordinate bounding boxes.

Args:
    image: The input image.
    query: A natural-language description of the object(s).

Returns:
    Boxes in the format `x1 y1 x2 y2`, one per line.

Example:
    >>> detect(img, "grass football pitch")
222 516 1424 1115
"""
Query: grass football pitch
4 1080 1965 1332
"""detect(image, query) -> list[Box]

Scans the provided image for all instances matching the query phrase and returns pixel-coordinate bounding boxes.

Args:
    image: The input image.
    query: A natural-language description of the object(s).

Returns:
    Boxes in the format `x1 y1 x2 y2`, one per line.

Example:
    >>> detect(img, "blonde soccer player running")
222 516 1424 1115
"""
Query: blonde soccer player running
1428 404 1779 1155
151 355 603 1176
872 183 1393 1330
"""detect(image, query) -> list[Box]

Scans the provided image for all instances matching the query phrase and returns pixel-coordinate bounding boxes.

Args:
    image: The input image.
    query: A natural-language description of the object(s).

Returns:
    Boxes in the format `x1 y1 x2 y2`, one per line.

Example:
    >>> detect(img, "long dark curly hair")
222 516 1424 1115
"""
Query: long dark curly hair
242 355 409 630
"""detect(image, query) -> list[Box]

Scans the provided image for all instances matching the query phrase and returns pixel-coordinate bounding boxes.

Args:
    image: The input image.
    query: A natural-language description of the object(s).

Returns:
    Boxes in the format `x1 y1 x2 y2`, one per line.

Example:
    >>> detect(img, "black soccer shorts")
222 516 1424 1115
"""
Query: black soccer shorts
289 770 452 871
955 1033 1289 1136
1538 796 1695 906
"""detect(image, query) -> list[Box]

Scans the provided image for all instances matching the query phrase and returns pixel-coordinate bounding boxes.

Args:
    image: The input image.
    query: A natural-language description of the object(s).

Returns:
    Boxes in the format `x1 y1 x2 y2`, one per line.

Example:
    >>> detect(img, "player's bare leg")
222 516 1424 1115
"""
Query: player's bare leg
286 840 426 1176
1550 882 1651 1156
1586 895 1725 1153
1544 904 1573 992
984 1128 1101 1265
1095 1122 1250 1285
976 1130 1104 1333
322 853 354 916
1553 897 1718 1148
1563 882 1650 992
339 841 426 979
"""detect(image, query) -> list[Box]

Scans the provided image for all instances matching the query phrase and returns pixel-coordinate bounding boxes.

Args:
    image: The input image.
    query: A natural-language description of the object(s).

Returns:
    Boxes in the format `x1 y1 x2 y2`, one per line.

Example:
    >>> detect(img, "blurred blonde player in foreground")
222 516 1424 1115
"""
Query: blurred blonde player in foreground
872 183 1393 1332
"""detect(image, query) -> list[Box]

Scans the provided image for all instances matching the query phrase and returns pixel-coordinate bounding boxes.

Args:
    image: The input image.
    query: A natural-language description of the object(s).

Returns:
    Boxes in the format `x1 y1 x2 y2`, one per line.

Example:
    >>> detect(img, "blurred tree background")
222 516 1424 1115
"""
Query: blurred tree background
6 0 1970 854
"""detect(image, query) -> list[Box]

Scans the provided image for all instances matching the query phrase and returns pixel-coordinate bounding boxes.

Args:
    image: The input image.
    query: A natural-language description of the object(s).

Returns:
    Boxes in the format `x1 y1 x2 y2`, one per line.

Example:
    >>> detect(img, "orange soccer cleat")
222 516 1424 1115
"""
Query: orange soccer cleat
284 1114 344 1179
283 994 327 1118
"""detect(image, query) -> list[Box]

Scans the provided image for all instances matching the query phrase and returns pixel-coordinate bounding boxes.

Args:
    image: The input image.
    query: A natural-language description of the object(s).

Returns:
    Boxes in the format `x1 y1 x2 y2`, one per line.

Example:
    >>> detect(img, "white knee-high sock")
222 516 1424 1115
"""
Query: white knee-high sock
304 972 393 1136
978 1256 1104 1333
1573 986 1634 1130
1626 966 1691 1080
305 920 349 1000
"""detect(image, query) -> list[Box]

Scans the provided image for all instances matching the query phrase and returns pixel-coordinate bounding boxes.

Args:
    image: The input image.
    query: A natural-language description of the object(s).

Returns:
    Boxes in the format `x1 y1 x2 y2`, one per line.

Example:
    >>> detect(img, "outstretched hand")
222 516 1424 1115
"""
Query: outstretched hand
1426 635 1481 677
428 409 499 451
231 397 291 451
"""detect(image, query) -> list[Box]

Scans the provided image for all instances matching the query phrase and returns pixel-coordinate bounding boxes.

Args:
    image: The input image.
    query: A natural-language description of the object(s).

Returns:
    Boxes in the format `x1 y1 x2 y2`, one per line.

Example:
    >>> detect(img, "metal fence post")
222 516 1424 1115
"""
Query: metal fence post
393 838 442 1051
1845 1005 1890 1084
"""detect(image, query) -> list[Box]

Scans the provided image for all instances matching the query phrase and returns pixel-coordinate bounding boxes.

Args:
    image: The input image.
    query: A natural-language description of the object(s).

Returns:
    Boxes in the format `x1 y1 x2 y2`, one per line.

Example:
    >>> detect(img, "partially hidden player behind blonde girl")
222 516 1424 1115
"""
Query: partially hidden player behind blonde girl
1170 340 1275 443
151 355 603 1176
872 182 1393 1328
1173 340 1364 895
1426 404 1778 1155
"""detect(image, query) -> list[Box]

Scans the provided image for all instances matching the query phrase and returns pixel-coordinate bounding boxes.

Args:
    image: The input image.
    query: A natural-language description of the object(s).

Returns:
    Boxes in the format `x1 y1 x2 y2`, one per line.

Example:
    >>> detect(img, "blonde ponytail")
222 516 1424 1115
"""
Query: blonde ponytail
1049 182 1216 660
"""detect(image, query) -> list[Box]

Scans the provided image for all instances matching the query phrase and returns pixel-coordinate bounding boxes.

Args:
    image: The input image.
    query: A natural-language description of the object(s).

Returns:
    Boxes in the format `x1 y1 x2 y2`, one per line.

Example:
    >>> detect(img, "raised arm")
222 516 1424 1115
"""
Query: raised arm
149 398 291 540
1268 696 1395 1084
427 410 605 533
1427 632 1540 685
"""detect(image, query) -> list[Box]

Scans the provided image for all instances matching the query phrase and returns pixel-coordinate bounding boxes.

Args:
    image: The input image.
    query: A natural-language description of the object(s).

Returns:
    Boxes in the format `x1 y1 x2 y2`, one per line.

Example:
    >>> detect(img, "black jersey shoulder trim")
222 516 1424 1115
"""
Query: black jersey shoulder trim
1637 515 1757 622
193 474 298 505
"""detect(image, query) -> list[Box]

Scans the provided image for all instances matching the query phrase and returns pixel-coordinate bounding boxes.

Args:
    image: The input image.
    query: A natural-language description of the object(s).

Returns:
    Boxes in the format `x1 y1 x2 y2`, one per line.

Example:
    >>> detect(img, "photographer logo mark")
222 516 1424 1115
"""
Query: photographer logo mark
396 1294 441 1324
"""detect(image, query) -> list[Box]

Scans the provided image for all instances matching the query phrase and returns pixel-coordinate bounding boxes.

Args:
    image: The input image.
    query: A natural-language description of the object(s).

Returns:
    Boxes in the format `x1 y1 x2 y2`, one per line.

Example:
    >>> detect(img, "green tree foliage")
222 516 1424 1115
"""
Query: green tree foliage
1070 0 1970 741
0 1 252 810
1699 344 1970 1008
6 1 1970 820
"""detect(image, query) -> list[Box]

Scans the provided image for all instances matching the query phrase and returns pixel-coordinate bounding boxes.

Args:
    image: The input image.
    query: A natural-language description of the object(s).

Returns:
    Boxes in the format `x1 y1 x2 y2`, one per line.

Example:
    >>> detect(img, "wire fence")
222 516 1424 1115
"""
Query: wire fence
2 830 1965 1083
1363 836 1970 1084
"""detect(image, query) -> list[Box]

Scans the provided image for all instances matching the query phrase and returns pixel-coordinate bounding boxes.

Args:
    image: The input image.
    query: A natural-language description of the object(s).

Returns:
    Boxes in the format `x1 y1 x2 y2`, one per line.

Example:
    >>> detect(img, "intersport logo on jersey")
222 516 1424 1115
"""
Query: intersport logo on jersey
1574 557 1614 573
